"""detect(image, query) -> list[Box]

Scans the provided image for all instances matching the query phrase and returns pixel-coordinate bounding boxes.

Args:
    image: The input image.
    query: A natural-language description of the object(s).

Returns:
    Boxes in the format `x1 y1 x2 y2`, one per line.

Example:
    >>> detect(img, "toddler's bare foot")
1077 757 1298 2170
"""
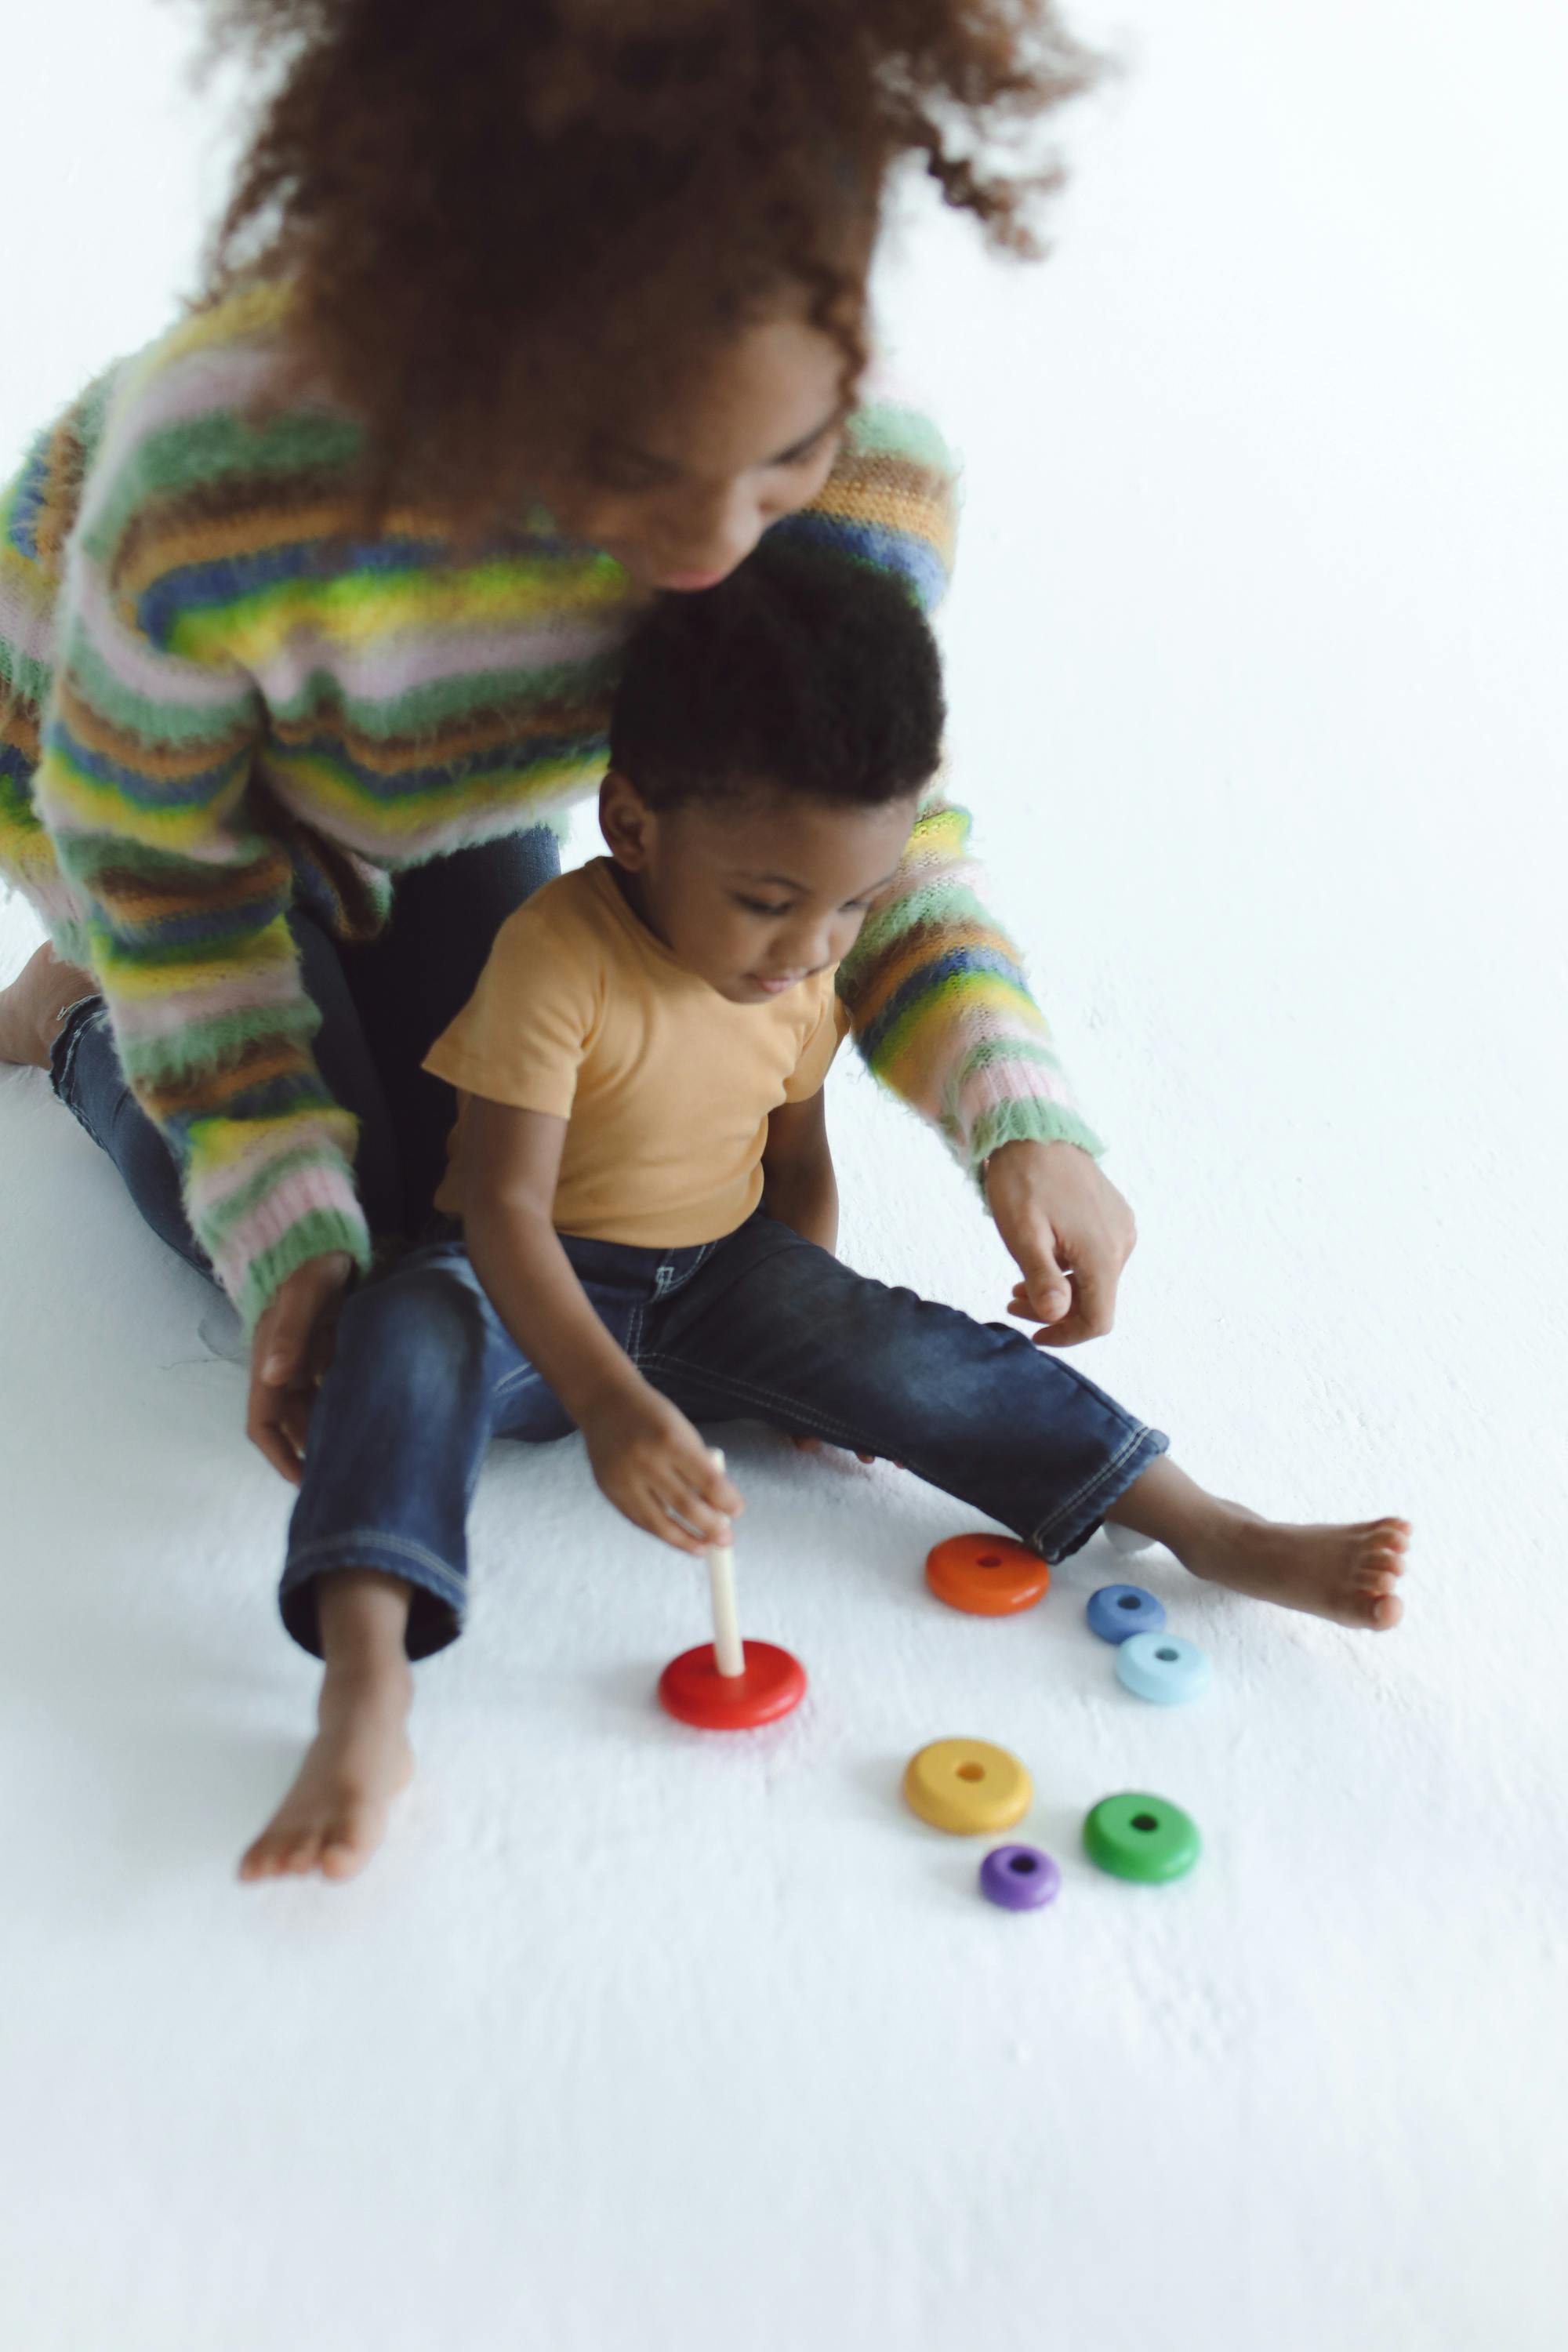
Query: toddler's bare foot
239 1660 413 1882
1181 1508 1410 1631
0 942 96 1068
1107 1458 1410 1631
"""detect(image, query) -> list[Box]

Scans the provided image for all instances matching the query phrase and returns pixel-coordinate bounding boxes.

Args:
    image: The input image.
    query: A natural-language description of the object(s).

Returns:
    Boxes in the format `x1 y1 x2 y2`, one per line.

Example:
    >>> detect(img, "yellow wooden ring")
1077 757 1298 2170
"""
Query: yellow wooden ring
902 1738 1033 1835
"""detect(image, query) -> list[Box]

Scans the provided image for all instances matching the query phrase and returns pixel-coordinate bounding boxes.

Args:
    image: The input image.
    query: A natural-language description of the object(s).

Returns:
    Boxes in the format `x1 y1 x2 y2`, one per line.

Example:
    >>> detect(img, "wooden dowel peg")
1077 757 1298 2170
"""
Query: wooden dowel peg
706 1446 744 1679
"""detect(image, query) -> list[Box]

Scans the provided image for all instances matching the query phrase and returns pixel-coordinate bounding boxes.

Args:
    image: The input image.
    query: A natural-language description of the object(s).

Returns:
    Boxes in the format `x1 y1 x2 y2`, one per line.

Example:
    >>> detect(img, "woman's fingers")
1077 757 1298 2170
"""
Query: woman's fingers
246 1377 305 1486
257 1294 311 1388
278 1386 316 1459
793 1432 879 1465
246 1252 354 1480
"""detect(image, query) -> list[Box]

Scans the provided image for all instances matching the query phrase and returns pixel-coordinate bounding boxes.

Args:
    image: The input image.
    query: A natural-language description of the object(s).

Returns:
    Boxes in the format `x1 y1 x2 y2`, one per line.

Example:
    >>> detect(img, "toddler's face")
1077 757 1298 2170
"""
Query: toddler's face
601 777 919 1004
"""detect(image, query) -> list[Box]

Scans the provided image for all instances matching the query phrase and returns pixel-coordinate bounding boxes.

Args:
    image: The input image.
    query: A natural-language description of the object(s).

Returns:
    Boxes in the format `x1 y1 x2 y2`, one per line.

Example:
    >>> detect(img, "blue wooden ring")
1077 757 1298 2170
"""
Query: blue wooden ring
1086 1584 1166 1644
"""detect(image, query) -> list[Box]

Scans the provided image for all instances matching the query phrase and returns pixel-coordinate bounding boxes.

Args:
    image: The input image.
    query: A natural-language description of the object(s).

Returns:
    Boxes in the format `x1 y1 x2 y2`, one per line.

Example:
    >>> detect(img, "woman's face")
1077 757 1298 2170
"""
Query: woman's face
543 310 850 592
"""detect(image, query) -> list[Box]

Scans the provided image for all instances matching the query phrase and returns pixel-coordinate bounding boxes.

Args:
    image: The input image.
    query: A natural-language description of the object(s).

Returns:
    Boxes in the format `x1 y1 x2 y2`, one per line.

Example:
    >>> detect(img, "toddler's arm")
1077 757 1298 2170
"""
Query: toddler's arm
458 1096 739 1555
760 1090 838 1254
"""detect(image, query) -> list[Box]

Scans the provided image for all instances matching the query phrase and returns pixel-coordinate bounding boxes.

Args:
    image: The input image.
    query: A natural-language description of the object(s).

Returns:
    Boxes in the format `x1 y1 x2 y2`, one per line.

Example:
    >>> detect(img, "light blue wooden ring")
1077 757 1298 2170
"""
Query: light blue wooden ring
1116 1632 1211 1705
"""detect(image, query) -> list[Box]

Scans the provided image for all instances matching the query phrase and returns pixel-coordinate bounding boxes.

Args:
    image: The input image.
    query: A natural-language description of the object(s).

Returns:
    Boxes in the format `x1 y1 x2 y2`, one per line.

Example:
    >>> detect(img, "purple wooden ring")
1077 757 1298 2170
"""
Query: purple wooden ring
979 1844 1062 1911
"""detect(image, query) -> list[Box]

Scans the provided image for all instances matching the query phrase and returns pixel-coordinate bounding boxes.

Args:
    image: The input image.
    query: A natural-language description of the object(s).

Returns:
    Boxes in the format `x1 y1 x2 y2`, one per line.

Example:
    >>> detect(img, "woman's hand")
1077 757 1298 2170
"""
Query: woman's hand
792 1435 880 1465
985 1139 1136 1348
246 1251 355 1484
579 1385 742 1555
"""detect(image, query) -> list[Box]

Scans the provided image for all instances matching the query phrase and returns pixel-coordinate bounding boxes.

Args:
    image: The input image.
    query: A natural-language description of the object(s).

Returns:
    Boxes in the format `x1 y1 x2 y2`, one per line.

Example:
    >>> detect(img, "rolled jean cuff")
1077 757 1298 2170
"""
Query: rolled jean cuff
279 1530 466 1661
1027 1422 1170 1564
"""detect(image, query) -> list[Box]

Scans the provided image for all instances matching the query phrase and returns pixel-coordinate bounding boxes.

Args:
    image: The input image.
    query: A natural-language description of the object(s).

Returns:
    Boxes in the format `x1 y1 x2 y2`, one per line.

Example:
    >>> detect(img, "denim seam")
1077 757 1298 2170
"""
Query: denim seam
1027 1424 1160 1556
640 1349 1160 1561
636 1352 886 1459
283 1526 466 1606
51 1004 104 1148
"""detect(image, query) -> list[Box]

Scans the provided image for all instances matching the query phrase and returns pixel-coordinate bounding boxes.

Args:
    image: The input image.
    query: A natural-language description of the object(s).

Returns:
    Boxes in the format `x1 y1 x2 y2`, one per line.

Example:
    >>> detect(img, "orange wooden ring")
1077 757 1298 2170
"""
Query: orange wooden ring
925 1534 1050 1617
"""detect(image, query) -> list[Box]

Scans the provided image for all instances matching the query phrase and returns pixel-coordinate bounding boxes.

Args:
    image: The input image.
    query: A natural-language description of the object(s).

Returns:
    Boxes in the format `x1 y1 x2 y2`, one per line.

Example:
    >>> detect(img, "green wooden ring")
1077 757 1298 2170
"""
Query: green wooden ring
1083 1792 1200 1883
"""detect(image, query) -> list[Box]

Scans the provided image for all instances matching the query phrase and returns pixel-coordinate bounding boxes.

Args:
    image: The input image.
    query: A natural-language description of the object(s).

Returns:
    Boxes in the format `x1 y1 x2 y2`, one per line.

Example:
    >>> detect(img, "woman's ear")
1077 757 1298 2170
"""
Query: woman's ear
598 768 658 871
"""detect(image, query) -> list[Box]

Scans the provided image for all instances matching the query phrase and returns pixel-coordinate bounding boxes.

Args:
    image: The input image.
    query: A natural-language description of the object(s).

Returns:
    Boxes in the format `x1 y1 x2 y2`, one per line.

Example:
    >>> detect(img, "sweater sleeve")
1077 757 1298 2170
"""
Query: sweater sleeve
31 361 372 1330
772 398 1105 1171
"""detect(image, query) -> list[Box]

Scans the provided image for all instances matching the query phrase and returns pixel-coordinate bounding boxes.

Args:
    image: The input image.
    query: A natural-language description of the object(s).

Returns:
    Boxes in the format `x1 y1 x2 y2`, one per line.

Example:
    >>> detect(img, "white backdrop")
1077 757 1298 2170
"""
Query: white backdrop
2 5 1565 2347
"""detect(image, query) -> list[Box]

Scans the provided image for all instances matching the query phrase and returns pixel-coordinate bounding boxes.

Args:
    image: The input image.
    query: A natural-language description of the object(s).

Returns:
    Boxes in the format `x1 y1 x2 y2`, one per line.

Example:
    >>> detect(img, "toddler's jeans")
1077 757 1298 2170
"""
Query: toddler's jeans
279 1210 1169 1657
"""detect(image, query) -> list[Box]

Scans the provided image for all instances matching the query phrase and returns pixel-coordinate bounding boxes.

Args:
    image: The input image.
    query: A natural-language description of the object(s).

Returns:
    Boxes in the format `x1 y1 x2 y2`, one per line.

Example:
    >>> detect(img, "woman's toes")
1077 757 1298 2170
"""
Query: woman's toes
319 1822 375 1882
240 1828 301 1881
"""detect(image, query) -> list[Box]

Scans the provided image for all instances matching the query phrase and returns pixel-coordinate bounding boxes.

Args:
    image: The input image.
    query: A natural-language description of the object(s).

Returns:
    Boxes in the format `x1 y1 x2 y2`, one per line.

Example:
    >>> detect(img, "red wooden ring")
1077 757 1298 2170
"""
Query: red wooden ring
657 1640 808 1730
925 1534 1050 1617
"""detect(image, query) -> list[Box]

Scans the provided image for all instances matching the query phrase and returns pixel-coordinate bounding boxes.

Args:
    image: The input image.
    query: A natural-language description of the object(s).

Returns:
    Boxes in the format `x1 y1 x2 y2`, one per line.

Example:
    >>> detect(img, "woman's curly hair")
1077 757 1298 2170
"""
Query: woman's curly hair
198 2 1100 510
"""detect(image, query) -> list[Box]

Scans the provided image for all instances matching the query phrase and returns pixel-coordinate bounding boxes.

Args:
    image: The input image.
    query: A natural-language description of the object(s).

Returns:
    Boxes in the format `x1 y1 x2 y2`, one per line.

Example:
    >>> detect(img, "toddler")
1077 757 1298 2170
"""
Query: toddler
241 545 1408 1883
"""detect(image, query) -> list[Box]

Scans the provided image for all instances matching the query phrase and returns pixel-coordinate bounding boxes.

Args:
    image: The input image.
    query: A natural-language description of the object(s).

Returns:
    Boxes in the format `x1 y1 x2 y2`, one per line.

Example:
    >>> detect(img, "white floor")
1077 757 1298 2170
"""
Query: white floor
3 6 1565 2348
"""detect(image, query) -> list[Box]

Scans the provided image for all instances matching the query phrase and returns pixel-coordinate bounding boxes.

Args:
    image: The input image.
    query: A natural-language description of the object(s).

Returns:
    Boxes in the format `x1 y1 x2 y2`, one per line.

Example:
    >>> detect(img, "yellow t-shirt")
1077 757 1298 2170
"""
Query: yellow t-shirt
423 858 848 1245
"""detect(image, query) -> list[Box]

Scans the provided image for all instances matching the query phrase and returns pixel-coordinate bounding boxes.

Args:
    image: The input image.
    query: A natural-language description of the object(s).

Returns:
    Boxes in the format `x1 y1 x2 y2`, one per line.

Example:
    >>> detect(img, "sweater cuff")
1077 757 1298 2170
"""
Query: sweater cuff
967 1096 1107 1184
233 1203 374 1336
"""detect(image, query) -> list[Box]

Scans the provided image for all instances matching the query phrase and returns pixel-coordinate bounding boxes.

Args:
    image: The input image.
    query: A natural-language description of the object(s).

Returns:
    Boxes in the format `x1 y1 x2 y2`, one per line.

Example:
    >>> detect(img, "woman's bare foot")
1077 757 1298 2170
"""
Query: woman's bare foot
1107 1458 1410 1631
240 1664 413 1882
240 1569 415 1883
0 942 96 1068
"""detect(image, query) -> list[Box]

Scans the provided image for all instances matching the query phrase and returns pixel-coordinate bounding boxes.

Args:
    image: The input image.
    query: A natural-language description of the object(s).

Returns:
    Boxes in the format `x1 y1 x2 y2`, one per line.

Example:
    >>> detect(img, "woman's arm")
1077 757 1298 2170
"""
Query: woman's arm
774 396 1137 1342
25 330 372 1336
459 1096 738 1553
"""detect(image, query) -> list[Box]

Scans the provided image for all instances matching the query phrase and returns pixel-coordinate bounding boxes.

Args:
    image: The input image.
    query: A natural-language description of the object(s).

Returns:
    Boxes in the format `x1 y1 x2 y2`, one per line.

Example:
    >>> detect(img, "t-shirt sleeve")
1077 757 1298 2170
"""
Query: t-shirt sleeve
423 898 597 1119
782 988 852 1103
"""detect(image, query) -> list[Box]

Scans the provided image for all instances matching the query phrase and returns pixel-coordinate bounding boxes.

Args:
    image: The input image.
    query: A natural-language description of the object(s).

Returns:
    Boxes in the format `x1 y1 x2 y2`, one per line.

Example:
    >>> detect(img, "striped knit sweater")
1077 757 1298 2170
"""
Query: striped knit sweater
0 282 1102 1331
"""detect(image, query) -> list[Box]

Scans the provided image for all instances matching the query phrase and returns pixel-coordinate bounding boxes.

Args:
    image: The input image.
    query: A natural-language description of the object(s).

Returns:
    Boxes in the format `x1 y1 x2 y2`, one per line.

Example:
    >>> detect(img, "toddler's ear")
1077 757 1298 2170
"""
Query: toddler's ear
598 767 657 870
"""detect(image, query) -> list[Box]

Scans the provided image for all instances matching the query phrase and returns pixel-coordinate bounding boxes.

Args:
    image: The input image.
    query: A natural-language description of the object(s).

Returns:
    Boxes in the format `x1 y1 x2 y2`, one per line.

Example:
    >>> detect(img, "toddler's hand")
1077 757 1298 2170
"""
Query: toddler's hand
581 1388 742 1555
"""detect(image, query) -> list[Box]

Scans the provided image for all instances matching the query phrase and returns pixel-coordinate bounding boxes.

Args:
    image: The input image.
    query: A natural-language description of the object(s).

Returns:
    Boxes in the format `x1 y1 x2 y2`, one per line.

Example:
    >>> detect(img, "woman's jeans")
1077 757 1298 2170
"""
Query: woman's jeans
47 829 561 1280
280 1211 1169 1659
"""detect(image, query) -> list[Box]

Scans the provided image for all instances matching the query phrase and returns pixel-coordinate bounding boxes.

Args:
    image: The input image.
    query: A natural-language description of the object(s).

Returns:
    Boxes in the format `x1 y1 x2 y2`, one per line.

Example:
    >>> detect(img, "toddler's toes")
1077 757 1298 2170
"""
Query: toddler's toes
1350 1542 1405 1628
1365 1516 1412 1555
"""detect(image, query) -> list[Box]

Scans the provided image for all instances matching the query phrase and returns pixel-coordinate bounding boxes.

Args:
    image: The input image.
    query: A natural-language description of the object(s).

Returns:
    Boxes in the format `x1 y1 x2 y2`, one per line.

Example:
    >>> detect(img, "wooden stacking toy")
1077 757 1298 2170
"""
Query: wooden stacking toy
979 1844 1061 1911
1086 1582 1166 1642
1082 1792 1200 1882
657 1449 807 1730
902 1737 1033 1834
1115 1632 1211 1705
924 1533 1050 1617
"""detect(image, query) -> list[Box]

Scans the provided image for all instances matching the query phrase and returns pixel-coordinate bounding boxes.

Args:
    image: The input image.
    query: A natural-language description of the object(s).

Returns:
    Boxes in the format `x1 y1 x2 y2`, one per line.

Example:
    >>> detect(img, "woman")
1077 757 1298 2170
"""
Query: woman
0 0 1134 1479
